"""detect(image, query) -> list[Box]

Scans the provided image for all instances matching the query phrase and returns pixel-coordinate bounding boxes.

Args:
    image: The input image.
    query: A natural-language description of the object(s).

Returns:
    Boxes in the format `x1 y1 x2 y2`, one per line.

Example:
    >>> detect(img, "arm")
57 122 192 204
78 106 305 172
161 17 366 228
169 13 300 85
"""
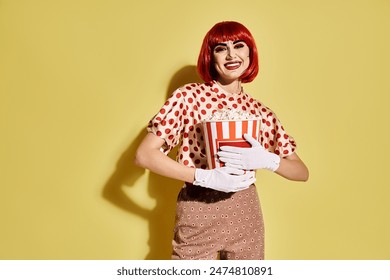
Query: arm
275 152 309 182
134 132 195 183
134 132 256 192
218 134 309 182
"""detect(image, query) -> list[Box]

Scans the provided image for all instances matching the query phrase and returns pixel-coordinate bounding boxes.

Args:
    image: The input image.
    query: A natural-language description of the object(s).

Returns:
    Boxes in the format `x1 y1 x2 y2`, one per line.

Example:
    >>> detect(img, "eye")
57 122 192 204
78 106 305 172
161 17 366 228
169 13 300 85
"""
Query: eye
214 46 226 53
234 43 245 49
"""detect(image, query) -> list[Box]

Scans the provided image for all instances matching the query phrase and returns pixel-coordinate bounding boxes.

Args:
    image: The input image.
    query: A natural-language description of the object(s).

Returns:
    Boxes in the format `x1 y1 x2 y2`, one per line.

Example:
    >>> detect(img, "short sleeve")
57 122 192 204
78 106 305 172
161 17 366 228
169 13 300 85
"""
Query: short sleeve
260 112 297 157
147 88 186 154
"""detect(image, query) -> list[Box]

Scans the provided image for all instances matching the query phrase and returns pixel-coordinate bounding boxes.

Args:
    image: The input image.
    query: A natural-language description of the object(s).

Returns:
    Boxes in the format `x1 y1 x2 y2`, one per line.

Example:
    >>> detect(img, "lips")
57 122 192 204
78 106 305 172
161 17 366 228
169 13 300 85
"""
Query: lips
224 61 241 70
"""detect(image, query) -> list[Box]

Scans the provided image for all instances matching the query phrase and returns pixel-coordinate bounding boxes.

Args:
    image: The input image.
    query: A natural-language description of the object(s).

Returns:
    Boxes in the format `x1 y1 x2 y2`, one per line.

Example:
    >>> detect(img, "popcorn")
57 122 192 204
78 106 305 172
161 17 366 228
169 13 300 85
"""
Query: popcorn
205 109 259 121
202 109 261 169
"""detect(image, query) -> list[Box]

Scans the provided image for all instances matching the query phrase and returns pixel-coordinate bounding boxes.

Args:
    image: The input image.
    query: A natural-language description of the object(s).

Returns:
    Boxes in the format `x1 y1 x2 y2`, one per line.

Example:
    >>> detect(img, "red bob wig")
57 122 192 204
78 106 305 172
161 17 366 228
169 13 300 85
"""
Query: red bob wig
197 21 259 83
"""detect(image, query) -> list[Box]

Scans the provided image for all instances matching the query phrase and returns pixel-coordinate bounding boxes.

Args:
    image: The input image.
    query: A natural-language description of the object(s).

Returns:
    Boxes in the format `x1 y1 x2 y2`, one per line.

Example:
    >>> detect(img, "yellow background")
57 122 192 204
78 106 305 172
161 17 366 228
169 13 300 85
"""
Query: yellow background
1 0 389 259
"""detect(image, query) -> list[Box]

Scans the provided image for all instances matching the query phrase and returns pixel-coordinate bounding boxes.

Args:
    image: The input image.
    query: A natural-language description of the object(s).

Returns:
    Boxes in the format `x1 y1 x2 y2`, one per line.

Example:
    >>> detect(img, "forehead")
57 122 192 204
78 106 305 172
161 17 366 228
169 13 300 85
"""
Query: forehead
216 40 245 45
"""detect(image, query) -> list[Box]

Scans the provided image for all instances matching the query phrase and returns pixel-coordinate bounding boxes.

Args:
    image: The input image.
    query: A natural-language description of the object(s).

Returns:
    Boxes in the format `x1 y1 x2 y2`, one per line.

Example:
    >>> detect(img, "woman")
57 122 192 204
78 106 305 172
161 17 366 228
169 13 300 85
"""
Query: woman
134 21 309 260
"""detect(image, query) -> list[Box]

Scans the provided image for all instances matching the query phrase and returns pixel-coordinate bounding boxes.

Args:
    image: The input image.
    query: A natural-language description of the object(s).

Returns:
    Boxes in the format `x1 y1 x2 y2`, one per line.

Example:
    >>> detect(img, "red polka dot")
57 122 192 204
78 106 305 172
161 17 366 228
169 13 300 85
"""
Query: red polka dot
176 93 181 98
183 160 189 165
206 103 212 109
218 104 223 109
156 131 162 136
160 108 166 114
183 146 189 152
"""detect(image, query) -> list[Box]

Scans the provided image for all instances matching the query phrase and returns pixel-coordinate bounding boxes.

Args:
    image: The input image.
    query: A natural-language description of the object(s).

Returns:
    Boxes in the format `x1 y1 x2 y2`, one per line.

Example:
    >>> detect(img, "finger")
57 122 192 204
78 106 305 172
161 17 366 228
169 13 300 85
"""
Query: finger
219 157 243 165
245 177 257 186
242 171 256 180
220 166 245 175
217 151 242 159
235 178 256 191
225 162 244 169
243 133 261 147
219 145 242 153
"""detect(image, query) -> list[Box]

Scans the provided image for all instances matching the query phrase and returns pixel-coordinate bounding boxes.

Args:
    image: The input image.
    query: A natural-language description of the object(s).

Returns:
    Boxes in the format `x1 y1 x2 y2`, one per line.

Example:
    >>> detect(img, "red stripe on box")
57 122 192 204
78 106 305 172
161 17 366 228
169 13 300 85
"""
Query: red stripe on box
216 122 223 139
242 120 248 136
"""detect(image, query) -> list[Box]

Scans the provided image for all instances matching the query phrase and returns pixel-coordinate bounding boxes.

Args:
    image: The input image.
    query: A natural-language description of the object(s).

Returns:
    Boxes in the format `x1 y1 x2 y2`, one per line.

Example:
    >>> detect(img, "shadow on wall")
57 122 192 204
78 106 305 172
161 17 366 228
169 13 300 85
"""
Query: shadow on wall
102 65 203 259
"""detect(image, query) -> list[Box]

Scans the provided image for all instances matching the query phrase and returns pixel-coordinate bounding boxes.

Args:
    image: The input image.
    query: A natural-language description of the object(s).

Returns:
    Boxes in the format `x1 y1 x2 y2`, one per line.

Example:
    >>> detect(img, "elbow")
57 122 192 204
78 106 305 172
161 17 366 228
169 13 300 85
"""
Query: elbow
134 148 148 169
288 165 309 182
300 166 310 182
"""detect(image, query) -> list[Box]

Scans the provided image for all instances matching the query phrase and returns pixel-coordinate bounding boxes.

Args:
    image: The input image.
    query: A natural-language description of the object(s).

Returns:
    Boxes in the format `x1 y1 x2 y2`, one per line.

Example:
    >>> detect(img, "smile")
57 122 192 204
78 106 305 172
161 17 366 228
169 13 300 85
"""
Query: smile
224 62 241 70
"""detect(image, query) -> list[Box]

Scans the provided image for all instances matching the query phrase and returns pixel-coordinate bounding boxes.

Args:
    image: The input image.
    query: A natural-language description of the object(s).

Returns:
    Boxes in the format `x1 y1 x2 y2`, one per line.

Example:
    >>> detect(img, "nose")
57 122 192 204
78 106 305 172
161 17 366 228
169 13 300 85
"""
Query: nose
226 48 236 60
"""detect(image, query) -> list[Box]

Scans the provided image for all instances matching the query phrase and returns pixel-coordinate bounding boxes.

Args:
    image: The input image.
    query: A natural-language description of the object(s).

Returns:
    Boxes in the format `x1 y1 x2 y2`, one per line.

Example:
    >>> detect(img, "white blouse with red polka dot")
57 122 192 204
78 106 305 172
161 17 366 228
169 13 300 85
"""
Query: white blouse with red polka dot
147 81 296 169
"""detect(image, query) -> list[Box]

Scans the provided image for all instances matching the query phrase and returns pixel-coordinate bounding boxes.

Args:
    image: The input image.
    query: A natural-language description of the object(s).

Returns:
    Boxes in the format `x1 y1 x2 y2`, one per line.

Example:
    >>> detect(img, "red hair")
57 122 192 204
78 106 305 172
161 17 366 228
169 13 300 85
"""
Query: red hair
197 21 259 83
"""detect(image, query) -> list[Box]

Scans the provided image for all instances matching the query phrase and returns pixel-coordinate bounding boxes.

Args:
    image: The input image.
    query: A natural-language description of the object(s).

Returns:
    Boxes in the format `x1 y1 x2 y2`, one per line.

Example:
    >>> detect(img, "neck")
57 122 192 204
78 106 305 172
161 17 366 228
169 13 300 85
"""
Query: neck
216 79 242 95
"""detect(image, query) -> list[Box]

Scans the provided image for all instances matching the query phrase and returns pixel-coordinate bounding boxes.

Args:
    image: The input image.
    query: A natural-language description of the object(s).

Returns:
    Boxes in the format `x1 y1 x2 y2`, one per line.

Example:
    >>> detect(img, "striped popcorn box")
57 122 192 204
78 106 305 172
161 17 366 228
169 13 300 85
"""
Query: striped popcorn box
202 119 261 169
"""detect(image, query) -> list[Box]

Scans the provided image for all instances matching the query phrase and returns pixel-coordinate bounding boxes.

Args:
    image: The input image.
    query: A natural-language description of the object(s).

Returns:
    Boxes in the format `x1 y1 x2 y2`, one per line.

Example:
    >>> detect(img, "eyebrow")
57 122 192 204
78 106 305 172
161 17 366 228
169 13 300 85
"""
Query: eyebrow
214 40 245 47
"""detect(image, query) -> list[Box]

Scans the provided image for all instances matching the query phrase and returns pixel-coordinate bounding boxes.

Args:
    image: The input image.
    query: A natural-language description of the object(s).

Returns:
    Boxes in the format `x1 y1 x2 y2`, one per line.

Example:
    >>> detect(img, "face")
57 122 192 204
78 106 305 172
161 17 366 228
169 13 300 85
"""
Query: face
212 40 250 83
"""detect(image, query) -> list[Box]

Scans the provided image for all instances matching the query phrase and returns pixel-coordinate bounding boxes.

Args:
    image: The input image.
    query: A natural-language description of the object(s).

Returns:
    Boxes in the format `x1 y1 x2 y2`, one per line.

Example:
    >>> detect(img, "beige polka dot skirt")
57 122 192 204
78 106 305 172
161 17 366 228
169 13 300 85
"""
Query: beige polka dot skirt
172 184 264 260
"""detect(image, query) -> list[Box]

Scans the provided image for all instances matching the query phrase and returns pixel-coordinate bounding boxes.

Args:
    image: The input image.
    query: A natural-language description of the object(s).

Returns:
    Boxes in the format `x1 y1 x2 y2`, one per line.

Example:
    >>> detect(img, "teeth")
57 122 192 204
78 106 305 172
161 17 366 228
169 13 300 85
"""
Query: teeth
226 62 240 67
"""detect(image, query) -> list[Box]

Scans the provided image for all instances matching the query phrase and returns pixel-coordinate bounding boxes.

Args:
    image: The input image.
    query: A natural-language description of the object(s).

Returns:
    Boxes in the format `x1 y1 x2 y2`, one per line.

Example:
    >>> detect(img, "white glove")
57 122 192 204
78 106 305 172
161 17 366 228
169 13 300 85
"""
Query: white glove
193 166 256 193
217 133 281 172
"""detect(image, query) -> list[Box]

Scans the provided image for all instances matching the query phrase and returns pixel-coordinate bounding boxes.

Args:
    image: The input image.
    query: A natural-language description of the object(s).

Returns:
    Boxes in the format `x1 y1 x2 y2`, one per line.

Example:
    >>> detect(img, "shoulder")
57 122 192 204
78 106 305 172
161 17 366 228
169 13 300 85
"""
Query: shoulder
243 91 277 120
172 82 216 100
176 82 214 93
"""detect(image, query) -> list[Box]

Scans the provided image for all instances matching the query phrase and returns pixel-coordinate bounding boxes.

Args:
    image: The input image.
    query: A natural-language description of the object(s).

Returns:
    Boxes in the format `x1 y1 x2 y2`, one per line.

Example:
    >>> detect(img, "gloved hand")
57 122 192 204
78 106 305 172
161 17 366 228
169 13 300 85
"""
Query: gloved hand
217 133 281 172
193 166 256 193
